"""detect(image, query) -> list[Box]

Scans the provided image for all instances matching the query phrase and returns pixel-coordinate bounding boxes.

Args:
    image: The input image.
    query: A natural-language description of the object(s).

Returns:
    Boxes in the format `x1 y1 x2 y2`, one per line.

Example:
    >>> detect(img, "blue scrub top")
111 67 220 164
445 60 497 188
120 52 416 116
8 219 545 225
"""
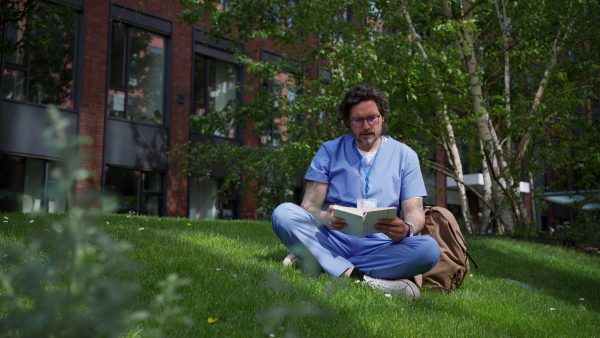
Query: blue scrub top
304 134 427 215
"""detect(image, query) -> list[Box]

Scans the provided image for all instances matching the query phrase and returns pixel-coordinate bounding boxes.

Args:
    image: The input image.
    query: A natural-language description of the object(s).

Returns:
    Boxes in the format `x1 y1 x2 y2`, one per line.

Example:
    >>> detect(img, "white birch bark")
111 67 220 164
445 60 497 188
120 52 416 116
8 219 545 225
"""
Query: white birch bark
401 1 473 233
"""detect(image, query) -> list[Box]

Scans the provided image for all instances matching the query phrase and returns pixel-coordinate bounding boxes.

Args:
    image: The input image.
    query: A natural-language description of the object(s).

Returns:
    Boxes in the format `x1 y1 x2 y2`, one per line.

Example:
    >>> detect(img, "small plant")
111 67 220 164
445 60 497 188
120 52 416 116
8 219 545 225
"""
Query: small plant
0 107 192 337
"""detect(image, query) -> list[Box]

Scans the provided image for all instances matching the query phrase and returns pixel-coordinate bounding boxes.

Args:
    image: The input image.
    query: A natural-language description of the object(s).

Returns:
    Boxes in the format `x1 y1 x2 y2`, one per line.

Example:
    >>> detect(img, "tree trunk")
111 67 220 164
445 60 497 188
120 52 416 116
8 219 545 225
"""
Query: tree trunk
401 1 473 233
480 140 493 234
442 0 526 231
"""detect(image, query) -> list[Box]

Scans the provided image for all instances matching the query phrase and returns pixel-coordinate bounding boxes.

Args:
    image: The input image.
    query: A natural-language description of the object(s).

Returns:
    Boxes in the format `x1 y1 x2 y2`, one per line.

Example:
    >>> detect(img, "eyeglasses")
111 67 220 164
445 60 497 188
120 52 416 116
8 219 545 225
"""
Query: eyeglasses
350 115 381 128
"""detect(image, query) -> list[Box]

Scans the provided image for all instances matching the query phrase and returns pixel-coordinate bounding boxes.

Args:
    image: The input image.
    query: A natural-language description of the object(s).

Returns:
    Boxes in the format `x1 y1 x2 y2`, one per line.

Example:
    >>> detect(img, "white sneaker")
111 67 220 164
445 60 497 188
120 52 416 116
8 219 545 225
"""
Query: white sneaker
282 253 300 267
363 275 420 300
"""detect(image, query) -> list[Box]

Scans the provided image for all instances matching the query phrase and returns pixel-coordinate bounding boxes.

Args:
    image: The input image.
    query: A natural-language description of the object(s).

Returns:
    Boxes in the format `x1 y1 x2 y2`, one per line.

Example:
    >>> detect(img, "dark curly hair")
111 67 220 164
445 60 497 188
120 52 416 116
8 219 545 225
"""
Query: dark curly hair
337 84 389 133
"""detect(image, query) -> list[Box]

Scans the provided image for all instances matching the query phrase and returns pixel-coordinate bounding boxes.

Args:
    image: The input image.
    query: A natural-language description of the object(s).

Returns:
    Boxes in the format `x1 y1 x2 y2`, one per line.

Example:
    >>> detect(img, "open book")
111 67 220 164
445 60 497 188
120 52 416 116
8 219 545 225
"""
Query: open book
332 205 397 237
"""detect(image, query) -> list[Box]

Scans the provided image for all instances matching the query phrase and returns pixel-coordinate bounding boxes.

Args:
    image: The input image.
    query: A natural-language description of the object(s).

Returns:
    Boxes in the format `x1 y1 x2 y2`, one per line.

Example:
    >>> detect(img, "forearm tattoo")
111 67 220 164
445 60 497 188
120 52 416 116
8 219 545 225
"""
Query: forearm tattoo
404 198 425 234
301 180 326 223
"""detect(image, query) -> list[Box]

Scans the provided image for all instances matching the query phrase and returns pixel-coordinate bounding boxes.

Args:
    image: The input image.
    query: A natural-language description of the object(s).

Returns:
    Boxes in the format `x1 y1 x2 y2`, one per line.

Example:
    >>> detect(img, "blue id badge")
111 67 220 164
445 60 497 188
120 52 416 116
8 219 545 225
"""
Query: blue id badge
357 199 377 210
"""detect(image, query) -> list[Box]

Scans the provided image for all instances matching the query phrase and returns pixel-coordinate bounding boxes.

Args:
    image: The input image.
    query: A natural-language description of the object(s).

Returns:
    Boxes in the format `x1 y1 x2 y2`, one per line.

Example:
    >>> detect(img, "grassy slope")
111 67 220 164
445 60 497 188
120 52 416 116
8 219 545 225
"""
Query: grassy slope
1 212 599 337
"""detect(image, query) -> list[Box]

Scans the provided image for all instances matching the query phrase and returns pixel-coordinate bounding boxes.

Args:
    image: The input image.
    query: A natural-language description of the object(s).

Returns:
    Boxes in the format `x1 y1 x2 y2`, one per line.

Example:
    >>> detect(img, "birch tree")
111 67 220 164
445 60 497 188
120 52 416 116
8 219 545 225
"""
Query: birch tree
176 0 600 234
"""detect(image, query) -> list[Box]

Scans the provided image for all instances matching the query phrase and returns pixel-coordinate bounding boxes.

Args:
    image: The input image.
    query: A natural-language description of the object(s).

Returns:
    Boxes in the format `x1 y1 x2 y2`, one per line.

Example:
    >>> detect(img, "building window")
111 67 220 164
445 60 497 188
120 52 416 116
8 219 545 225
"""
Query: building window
0 154 66 213
104 166 164 216
2 9 78 109
261 72 297 147
192 54 239 138
189 176 238 220
107 22 166 125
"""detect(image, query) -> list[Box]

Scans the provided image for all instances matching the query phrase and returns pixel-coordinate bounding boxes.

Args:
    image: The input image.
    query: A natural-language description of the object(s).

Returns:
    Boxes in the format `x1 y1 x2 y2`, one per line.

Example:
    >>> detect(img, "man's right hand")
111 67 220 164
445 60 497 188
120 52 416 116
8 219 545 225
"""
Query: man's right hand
324 205 348 231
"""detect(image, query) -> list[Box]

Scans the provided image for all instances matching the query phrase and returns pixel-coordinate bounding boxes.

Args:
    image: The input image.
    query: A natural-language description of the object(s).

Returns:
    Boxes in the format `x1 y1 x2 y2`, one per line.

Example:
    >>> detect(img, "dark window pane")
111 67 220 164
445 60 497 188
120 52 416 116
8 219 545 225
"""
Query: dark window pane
192 53 238 137
126 27 165 124
143 171 162 191
47 161 67 213
27 15 76 109
109 22 126 88
193 54 206 109
0 155 63 213
105 166 139 214
107 24 166 125
2 68 26 101
0 155 25 212
143 194 161 216
4 24 25 65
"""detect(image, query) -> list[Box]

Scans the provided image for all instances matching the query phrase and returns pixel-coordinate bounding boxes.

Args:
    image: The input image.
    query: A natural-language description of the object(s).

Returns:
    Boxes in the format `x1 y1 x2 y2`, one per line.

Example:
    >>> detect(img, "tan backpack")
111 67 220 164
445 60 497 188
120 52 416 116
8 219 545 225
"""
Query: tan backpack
413 206 478 291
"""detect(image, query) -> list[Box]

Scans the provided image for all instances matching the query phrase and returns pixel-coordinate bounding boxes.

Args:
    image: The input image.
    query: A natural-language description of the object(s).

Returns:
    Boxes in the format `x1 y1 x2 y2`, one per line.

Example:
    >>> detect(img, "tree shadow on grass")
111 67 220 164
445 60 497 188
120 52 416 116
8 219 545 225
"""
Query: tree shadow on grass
466 236 600 310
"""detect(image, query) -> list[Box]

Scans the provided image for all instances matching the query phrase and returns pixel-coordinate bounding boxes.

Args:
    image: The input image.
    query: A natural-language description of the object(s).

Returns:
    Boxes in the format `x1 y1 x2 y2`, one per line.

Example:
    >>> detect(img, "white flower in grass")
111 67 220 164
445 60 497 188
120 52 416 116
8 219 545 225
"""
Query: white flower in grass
29 220 34 223
138 228 145 230
550 308 556 311
385 294 392 298
580 298 585 301
2 221 7 223
216 268 222 271
3 216 8 219
106 221 110 225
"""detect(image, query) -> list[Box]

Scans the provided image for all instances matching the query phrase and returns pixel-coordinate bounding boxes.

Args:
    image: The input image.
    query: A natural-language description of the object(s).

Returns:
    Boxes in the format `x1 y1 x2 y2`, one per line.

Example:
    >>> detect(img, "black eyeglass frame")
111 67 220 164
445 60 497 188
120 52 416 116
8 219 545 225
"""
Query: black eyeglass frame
350 115 381 128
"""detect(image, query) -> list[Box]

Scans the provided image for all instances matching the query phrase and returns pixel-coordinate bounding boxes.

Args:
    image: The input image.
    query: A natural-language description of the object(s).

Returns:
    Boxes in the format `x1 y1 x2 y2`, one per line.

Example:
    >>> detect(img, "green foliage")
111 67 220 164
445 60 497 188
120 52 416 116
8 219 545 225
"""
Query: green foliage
0 213 138 337
0 1 78 52
176 0 600 230
0 107 192 337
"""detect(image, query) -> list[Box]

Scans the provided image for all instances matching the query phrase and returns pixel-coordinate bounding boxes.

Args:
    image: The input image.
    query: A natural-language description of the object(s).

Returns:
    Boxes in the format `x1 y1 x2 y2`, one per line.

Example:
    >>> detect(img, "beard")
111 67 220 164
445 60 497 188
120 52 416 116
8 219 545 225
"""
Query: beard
355 129 380 147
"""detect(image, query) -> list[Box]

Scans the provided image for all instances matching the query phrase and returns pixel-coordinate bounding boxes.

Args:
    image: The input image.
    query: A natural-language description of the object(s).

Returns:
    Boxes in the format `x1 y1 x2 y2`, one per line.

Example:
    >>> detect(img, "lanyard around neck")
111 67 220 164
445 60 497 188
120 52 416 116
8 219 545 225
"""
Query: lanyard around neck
353 137 382 199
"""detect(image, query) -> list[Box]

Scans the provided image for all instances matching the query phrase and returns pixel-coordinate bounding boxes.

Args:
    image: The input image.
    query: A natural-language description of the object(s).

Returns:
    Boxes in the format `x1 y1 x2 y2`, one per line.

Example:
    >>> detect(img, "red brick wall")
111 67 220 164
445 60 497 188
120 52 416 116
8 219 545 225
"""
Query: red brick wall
77 0 110 203
241 41 261 219
167 2 192 217
77 0 193 216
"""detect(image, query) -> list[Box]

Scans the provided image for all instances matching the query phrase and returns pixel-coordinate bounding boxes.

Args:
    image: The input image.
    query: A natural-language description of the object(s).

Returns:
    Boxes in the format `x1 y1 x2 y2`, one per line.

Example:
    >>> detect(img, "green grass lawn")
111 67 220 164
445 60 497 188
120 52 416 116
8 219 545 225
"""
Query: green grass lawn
1 212 599 337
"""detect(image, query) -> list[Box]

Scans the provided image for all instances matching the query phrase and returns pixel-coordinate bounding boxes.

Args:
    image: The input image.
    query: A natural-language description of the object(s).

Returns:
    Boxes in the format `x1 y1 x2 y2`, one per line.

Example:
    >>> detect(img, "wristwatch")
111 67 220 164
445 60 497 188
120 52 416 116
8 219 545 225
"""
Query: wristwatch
406 222 414 237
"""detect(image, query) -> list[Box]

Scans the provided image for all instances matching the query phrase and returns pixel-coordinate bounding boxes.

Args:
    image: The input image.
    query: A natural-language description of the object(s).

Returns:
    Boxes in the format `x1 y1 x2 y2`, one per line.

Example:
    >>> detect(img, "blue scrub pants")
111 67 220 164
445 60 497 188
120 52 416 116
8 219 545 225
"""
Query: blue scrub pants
272 202 441 279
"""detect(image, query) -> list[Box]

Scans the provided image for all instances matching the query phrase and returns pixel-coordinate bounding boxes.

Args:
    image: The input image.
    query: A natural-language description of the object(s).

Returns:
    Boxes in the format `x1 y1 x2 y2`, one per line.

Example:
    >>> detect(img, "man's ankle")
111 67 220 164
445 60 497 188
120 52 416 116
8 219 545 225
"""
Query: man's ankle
348 267 366 281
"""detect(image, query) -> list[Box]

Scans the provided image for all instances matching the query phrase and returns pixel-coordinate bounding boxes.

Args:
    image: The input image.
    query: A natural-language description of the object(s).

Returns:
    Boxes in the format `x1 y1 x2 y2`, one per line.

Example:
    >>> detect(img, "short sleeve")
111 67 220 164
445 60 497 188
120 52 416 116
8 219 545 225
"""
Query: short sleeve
304 144 331 183
399 149 427 201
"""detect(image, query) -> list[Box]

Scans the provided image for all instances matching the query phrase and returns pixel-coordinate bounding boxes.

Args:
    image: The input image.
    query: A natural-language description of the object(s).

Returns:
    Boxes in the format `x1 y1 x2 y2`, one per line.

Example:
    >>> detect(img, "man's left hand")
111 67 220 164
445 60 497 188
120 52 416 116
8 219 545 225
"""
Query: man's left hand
374 217 411 242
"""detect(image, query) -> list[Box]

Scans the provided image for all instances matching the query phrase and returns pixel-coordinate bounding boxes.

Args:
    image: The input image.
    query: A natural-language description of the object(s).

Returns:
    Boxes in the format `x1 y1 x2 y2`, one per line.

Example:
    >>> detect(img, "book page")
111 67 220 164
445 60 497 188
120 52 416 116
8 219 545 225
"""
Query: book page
363 207 397 234
332 205 365 237
333 205 396 237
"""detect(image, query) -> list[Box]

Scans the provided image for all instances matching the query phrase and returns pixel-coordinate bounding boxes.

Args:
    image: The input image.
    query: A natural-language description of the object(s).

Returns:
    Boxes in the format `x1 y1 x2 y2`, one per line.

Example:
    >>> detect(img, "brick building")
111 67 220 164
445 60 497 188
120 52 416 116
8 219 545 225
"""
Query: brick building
0 0 320 220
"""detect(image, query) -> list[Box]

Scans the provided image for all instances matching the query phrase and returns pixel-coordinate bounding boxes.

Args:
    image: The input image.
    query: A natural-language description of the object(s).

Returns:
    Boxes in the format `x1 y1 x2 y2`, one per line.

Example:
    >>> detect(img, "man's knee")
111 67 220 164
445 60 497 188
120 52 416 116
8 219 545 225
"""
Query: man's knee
418 235 441 266
272 202 297 222
271 202 304 230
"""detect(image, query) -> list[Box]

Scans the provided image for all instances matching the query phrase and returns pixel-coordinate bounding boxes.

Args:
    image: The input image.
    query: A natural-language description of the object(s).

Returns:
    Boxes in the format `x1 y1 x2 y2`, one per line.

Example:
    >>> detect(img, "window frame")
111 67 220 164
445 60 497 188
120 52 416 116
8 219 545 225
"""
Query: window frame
106 4 173 127
259 50 303 148
191 29 244 140
1 1 82 111
0 153 68 213
103 165 166 216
